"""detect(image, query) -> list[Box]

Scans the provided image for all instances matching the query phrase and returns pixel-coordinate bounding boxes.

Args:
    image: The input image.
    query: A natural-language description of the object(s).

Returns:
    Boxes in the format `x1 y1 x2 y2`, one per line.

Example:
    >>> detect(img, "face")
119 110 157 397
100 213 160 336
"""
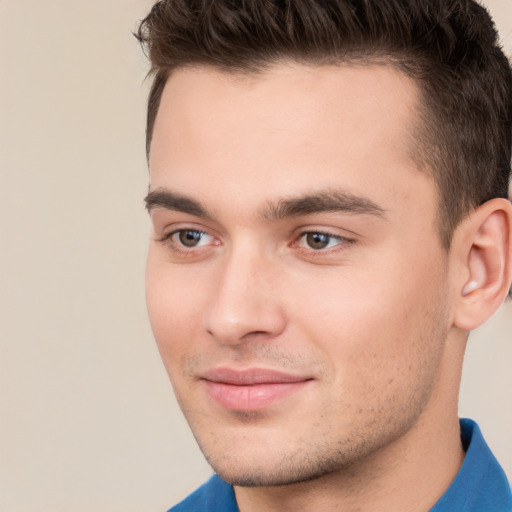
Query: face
146 63 454 486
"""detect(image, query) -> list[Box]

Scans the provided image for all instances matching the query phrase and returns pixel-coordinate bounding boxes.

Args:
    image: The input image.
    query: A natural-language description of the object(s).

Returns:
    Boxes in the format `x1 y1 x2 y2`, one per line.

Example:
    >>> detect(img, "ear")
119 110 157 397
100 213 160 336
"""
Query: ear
452 198 512 331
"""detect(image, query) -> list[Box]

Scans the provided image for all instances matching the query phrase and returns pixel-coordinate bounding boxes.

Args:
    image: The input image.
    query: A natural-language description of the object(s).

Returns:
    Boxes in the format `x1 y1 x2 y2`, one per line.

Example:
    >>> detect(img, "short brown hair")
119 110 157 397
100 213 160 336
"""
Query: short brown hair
136 0 512 248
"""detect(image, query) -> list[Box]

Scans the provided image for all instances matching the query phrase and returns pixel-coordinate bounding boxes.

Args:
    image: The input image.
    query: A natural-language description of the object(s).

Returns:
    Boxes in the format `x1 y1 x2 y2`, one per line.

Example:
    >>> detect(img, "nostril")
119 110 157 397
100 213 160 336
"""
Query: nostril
243 331 268 338
206 324 285 346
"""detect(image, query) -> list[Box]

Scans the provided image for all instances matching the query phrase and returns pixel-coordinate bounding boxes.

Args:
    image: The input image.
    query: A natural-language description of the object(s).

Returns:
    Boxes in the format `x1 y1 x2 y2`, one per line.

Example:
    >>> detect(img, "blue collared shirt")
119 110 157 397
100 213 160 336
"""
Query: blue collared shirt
169 419 511 512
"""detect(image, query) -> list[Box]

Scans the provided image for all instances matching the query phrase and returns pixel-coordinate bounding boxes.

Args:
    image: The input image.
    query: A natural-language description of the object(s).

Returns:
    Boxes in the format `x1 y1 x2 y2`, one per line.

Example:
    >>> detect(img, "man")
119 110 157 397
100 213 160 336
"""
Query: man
137 1 512 510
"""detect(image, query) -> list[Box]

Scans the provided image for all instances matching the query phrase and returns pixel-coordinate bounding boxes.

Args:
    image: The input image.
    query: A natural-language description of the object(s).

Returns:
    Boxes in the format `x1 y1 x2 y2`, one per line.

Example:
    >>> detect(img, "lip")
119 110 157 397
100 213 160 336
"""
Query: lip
201 368 313 411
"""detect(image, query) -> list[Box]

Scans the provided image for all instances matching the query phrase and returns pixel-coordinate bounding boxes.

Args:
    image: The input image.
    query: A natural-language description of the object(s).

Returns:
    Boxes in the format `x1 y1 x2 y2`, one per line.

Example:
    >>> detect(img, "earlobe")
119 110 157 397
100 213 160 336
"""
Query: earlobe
453 198 512 331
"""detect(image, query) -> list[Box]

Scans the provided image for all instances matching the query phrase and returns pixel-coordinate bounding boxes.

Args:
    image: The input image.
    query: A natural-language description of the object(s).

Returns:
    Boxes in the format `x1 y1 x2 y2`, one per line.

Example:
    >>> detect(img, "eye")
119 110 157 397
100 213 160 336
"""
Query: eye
176 229 209 247
165 229 215 249
297 231 345 250
156 226 219 260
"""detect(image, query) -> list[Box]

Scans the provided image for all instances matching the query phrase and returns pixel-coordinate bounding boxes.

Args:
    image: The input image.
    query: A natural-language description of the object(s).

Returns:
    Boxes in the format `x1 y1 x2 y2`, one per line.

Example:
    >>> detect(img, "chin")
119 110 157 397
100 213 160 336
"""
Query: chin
211 462 334 488
201 441 359 488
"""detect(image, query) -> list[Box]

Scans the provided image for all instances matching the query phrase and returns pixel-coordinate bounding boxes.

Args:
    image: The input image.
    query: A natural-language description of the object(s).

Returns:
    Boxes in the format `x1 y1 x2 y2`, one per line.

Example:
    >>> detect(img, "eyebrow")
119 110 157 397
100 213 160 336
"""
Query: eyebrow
144 187 387 222
262 190 387 221
144 188 210 217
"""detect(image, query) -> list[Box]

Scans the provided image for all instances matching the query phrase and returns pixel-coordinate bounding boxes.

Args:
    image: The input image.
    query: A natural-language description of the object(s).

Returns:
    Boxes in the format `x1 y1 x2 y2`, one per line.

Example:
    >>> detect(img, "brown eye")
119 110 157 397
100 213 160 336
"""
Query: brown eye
305 232 332 250
177 230 206 247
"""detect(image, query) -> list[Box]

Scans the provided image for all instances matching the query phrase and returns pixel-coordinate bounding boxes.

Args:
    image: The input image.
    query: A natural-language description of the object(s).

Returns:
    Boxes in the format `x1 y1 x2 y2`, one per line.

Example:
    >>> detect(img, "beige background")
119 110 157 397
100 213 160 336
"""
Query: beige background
0 1 511 511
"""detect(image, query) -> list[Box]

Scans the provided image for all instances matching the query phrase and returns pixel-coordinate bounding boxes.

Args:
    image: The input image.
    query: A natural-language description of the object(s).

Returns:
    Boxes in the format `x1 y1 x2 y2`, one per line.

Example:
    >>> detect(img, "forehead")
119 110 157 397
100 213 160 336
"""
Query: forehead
149 63 434 225
151 62 419 158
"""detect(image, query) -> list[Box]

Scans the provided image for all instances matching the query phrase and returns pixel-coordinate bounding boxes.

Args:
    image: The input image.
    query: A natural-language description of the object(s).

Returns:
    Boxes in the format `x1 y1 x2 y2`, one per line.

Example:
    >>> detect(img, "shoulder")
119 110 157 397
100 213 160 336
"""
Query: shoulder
168 474 238 512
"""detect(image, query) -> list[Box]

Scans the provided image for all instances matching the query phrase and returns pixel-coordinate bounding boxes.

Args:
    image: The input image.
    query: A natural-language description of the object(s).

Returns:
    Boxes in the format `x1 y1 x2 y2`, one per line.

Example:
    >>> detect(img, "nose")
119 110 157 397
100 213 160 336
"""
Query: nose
203 247 287 345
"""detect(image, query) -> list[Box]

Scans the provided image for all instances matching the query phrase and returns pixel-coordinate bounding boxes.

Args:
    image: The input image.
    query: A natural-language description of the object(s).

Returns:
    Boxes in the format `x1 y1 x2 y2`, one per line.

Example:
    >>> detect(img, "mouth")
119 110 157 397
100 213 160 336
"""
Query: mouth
200 368 313 412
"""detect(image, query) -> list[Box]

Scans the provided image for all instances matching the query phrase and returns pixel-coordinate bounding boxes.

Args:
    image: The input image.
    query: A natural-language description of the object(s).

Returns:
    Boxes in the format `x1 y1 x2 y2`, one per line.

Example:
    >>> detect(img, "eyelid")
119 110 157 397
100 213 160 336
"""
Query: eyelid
294 226 354 241
155 220 217 241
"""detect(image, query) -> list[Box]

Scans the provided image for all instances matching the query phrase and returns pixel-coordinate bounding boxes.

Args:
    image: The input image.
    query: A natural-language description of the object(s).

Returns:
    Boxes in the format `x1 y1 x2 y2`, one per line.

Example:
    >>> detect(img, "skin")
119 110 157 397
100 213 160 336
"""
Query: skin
146 63 470 512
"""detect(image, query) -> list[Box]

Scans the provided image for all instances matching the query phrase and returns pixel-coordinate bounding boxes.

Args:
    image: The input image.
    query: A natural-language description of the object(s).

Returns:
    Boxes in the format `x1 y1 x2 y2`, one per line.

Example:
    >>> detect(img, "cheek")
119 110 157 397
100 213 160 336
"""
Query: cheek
289 256 448 388
145 252 206 364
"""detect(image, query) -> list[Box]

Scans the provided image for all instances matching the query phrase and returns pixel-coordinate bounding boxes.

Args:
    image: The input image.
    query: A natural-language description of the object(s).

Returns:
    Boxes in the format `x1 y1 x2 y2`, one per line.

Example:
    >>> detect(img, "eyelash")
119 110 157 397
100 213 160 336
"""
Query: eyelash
158 228 354 257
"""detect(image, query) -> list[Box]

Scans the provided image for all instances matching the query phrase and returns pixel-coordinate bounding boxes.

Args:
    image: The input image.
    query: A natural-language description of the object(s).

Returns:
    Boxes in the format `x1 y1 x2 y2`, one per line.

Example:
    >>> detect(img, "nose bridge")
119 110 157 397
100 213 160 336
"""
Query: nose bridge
204 241 285 344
